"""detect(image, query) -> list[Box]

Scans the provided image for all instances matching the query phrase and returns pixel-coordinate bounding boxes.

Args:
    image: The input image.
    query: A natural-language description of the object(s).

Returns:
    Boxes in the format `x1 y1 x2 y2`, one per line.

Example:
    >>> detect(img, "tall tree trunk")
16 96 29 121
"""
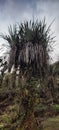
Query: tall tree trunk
12 69 16 88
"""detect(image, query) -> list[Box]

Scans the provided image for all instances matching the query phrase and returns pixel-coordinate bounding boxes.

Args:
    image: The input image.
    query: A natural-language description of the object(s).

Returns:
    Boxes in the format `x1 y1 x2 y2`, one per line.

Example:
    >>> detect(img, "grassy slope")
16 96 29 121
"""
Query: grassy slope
0 87 59 130
0 73 59 130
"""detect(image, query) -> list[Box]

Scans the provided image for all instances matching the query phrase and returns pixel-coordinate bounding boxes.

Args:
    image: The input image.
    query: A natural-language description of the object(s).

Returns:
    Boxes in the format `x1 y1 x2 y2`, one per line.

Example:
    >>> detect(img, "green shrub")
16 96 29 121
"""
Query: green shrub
52 104 59 111
0 124 4 130
51 104 59 114
34 104 48 117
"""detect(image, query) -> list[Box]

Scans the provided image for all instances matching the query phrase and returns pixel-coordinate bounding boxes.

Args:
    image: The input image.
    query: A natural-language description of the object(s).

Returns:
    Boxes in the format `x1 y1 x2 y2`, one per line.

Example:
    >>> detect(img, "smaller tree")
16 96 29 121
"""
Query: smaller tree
0 57 8 86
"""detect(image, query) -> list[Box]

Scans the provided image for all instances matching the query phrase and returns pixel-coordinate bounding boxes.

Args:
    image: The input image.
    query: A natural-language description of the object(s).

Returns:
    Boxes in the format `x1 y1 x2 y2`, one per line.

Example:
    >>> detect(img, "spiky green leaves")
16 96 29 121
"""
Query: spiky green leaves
0 19 55 74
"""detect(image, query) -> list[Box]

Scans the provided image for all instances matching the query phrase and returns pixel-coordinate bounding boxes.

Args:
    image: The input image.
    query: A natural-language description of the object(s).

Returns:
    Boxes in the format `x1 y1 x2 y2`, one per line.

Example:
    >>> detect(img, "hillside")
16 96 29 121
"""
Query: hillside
0 72 59 130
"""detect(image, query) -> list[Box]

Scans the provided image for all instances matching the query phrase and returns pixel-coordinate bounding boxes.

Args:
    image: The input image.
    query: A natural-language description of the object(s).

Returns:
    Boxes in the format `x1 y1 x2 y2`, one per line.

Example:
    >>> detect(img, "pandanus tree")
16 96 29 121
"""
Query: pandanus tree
1 19 54 130
19 20 54 78
1 20 54 78
1 25 20 71
1 25 21 87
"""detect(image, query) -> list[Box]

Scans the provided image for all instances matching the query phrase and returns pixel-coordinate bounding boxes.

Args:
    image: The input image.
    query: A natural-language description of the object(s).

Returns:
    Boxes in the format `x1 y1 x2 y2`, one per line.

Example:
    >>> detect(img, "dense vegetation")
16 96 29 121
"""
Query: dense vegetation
0 20 59 130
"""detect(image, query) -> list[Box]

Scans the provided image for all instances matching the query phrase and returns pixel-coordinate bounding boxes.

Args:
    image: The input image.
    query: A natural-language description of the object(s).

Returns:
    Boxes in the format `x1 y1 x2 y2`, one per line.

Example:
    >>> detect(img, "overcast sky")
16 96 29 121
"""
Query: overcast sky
0 0 59 63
